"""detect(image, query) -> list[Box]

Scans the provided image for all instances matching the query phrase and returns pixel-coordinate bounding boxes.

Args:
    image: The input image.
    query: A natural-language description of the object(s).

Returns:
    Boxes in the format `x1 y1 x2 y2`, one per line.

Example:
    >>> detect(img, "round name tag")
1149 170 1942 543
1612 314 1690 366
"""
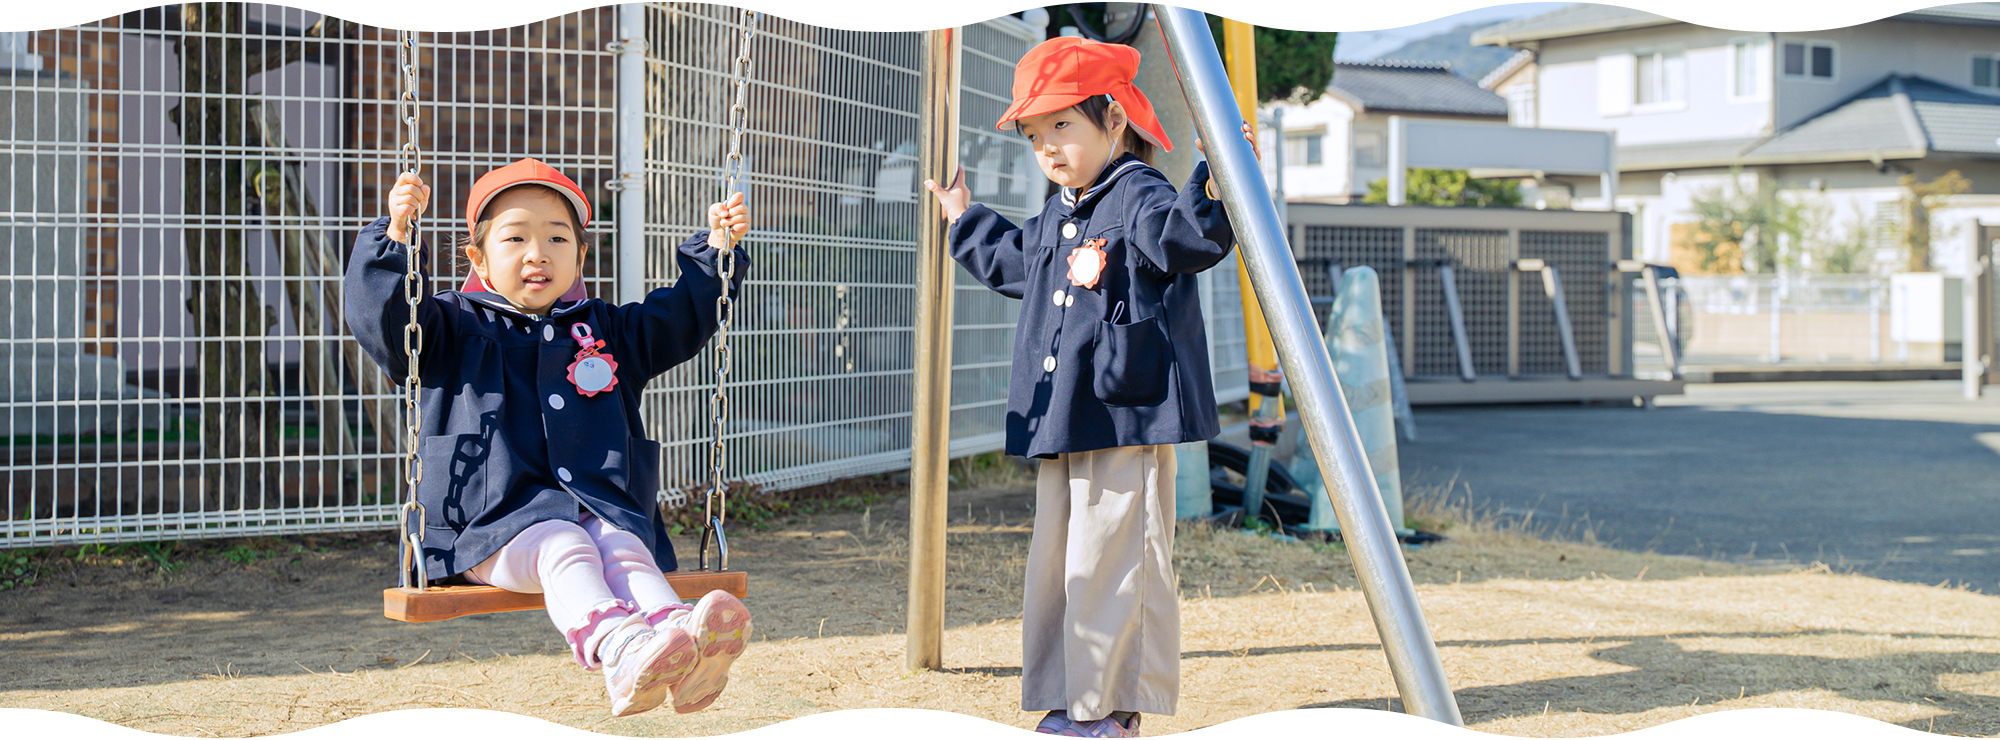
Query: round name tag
574 357 615 394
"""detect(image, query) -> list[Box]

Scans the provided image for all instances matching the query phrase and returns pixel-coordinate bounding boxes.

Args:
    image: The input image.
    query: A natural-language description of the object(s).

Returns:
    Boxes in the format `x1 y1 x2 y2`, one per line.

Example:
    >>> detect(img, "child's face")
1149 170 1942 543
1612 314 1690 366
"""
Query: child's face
1017 103 1127 191
467 186 586 315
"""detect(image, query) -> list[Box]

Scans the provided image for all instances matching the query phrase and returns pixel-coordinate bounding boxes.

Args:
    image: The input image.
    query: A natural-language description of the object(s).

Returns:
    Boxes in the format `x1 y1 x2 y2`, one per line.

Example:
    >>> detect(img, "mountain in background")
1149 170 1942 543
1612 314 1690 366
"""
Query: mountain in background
1373 22 1523 83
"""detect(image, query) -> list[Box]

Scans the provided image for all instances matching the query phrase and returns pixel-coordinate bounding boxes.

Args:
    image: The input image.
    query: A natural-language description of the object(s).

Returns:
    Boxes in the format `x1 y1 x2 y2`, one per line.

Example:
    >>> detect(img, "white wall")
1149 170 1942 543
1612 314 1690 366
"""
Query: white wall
1259 94 1357 202
1537 24 1776 145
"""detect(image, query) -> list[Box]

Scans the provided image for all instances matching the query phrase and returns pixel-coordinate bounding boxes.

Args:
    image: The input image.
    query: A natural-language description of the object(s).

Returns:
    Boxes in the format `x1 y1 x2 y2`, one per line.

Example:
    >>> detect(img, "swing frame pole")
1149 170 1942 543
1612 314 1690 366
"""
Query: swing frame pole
1151 6 1464 726
907 26 961 672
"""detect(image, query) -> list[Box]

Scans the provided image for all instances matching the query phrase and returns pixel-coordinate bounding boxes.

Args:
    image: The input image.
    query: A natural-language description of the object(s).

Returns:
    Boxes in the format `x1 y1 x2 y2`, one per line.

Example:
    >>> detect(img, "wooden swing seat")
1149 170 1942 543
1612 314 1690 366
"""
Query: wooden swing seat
383 570 748 623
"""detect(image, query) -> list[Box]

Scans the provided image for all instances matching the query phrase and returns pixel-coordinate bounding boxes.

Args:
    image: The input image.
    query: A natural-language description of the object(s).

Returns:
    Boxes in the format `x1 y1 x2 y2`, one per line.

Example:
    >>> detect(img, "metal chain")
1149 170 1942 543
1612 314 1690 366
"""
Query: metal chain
395 30 428 591
702 10 758 572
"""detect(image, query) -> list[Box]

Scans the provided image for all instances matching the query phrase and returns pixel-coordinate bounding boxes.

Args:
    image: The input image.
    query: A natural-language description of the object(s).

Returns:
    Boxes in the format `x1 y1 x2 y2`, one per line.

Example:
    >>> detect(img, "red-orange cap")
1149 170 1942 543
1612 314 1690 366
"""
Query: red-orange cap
459 158 592 300
997 36 1172 152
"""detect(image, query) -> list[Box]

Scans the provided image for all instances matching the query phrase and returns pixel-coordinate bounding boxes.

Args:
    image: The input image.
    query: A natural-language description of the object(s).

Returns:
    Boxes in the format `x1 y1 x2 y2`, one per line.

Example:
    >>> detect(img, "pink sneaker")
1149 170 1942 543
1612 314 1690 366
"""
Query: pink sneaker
664 590 753 714
599 623 698 717
1035 710 1142 737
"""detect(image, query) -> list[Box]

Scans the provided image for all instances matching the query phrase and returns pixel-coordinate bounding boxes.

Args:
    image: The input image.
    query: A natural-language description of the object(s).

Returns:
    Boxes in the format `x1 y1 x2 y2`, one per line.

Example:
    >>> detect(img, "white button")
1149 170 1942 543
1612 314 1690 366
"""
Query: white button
1043 355 1057 373
558 467 573 483
1052 290 1066 306
1062 222 1078 239
1065 294 1075 307
543 325 555 341
548 394 565 410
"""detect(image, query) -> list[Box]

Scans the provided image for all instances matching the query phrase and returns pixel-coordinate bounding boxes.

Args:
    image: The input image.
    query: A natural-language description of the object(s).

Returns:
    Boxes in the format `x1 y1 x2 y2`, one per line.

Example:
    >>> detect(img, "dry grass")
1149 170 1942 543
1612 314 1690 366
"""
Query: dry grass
5 476 1999 737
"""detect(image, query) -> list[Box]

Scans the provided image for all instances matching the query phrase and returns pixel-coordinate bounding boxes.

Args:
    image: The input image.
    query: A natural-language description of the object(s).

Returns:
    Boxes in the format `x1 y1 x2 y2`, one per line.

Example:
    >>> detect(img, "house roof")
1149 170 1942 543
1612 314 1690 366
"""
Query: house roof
1746 75 2000 159
1472 2 2000 47
1616 74 2000 171
1327 61 1509 118
1478 49 1535 90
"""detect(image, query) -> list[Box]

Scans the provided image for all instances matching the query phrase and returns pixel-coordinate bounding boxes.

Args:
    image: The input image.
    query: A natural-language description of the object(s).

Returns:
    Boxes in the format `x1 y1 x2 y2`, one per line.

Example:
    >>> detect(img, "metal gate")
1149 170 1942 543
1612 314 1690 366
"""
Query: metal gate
1288 202 1669 404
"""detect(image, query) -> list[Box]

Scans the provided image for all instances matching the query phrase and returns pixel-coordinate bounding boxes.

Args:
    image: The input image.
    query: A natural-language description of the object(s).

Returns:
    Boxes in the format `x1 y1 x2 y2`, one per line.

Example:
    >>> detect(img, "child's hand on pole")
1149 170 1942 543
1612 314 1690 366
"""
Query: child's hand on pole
708 191 751 251
923 165 970 224
1195 122 1261 200
386 171 431 245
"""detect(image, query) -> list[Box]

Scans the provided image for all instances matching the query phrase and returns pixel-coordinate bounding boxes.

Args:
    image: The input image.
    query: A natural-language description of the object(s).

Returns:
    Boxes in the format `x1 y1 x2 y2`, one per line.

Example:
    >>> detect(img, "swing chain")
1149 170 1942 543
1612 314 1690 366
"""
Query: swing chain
395 30 428 592
702 10 758 573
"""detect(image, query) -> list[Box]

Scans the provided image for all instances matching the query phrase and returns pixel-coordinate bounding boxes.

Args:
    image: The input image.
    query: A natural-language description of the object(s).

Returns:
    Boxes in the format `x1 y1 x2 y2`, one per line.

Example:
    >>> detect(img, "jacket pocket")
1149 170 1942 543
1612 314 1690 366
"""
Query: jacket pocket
625 437 663 509
1092 315 1173 407
418 433 493 531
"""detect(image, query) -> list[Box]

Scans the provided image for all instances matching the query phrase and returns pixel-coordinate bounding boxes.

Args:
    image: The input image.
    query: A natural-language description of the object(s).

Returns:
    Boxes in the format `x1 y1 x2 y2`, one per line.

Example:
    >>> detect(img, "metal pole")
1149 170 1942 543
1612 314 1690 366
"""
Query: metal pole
1439 264 1476 382
1769 279 1782 363
1271 107 1285 205
615 5 647 304
1870 282 1882 364
1968 236 1987 399
1152 6 1462 725
1638 265 1681 378
1387 115 1407 206
907 27 960 672
1544 267 1582 379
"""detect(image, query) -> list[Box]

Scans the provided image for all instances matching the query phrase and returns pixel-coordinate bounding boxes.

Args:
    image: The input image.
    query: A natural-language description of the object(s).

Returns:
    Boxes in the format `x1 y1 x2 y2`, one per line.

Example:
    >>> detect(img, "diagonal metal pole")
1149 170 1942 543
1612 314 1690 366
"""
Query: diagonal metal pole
1150 6 1463 726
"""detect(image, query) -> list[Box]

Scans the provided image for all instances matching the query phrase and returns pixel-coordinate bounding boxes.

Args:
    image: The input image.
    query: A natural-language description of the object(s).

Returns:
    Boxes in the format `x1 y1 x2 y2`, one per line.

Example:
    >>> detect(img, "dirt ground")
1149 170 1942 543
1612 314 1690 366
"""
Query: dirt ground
4 480 1999 738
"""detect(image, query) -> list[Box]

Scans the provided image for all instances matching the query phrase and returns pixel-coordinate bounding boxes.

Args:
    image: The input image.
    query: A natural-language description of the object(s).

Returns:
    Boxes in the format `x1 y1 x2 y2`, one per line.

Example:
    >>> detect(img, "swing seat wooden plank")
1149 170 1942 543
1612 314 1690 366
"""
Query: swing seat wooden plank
383 570 749 623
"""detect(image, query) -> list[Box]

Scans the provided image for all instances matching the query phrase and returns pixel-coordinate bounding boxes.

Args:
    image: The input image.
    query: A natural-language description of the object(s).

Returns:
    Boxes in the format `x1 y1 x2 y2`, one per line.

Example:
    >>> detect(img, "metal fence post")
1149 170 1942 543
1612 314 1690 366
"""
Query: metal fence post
615 5 647 304
1871 282 1883 364
1151 6 1463 726
1776 278 1792 362
907 27 961 672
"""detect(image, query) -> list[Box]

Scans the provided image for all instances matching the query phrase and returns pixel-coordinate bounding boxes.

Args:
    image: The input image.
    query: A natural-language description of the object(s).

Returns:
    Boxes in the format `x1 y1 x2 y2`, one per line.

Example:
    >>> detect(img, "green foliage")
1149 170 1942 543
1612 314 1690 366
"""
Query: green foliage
1205 18 1338 104
1364 169 1522 208
1900 170 1972 272
1683 168 1823 274
0 553 34 590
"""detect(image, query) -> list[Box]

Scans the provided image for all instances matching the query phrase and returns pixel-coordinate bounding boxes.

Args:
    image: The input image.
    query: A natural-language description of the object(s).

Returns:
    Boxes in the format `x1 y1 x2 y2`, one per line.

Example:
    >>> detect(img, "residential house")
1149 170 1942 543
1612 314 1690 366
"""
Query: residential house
1260 61 1509 204
1473 2 2000 274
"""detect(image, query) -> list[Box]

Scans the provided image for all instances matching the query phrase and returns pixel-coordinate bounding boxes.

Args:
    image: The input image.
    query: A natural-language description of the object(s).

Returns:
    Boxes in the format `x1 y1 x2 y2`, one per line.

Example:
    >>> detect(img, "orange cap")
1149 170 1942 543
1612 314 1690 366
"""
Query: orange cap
997 37 1172 152
459 158 592 301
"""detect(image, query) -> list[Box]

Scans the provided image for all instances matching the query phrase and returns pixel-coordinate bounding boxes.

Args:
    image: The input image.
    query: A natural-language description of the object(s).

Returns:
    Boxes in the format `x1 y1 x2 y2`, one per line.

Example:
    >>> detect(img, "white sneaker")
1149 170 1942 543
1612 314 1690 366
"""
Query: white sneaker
599 620 698 717
664 590 752 714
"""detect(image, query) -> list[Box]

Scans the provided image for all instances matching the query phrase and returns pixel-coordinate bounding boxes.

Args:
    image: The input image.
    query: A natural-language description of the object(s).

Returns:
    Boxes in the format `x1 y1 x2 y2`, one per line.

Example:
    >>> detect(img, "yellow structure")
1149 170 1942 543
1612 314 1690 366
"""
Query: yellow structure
1223 20 1284 424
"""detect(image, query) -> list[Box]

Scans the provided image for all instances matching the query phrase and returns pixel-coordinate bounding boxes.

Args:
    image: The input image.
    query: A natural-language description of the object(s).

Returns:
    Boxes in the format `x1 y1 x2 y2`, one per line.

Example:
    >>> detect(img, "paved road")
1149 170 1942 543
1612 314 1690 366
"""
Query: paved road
1395 381 2000 589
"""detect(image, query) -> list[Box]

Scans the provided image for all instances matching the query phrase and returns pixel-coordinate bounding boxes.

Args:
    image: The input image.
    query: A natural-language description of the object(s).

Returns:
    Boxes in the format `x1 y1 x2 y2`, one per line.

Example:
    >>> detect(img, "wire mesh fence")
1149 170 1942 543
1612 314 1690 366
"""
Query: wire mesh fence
1630 274 1892 372
2 4 1250 547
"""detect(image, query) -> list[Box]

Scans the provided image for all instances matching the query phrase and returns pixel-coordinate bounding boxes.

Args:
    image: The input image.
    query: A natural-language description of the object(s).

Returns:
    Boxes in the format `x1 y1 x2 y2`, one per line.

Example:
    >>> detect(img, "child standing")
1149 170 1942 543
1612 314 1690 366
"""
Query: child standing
344 158 753 717
924 37 1255 737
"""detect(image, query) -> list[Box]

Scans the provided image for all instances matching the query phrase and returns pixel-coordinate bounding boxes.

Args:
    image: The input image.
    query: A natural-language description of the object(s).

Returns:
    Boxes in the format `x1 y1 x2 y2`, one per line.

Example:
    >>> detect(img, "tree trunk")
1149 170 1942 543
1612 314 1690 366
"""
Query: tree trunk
170 3 282 507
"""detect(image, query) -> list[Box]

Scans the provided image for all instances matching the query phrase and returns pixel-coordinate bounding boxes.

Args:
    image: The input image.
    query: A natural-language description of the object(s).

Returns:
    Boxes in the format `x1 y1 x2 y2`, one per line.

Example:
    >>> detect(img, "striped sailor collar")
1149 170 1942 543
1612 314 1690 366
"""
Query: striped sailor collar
1058 153 1150 210
459 288 591 320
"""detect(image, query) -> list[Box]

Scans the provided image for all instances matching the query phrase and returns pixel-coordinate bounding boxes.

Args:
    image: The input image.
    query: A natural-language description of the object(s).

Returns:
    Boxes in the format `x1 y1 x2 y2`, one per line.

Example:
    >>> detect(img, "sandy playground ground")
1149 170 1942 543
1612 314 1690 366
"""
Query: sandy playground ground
4 475 1999 738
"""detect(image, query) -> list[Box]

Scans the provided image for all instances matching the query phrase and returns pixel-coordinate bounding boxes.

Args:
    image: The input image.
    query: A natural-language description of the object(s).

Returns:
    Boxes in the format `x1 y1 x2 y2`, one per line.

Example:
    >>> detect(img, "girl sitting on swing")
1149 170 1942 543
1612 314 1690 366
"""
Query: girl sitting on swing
344 158 753 717
925 37 1257 737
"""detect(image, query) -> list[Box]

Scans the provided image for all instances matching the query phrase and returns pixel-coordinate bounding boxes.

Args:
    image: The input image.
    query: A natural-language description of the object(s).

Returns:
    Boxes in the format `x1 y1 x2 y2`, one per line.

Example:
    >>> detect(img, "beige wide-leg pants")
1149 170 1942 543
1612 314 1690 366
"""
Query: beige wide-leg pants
1022 444 1179 721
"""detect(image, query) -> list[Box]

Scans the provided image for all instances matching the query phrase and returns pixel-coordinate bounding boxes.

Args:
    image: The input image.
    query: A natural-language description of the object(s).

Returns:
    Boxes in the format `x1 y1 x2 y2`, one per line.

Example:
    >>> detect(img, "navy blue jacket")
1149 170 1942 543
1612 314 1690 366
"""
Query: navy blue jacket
950 155 1235 458
344 217 746 579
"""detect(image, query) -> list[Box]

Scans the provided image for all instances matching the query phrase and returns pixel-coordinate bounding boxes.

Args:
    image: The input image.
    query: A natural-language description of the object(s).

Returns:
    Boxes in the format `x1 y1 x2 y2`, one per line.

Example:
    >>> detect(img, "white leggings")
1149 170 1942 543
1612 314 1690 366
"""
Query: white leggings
465 512 686 668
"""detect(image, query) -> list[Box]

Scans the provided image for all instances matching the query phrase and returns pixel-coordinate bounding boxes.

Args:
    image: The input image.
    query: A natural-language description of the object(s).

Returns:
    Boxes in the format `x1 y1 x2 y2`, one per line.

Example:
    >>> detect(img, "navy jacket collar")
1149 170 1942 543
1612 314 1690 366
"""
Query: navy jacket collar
458 287 591 320
1058 154 1150 210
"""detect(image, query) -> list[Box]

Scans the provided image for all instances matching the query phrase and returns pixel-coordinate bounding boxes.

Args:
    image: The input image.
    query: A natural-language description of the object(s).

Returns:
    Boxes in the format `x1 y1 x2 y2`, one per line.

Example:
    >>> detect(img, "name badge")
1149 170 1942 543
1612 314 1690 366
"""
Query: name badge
566 323 619 397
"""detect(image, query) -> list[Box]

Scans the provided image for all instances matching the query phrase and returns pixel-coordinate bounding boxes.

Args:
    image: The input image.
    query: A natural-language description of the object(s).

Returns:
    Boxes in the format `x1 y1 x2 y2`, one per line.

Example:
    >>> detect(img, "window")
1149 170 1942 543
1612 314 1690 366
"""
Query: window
1782 41 1835 80
1353 131 1383 168
1633 50 1686 106
1975 55 1996 89
1283 133 1323 166
1507 84 1537 126
1731 39 1766 98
